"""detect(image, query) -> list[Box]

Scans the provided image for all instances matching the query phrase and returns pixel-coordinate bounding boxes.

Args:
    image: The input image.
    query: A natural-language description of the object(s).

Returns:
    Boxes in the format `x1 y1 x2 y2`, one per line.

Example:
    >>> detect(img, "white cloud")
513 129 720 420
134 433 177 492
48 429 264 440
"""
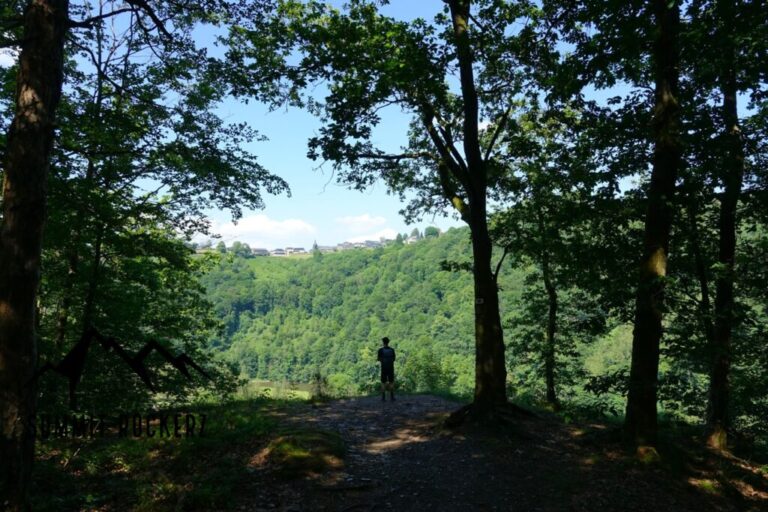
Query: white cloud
346 228 399 243
335 213 387 233
0 49 17 68
209 214 316 248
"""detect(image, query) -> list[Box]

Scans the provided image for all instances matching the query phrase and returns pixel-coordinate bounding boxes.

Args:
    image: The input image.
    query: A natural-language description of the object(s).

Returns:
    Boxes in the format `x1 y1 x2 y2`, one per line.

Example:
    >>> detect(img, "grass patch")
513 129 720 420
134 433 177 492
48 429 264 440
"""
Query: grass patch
31 399 284 511
690 478 722 495
237 379 312 401
259 428 345 478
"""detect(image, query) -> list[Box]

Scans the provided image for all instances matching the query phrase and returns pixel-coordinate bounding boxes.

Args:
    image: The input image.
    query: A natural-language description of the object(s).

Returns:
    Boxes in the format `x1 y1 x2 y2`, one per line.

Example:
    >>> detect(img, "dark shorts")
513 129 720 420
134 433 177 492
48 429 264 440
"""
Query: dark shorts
381 365 394 383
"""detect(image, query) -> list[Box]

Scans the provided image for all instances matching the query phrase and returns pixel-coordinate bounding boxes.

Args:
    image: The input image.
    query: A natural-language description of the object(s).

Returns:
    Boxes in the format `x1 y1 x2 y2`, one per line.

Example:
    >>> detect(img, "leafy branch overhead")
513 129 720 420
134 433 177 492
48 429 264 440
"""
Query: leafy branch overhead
224 0 549 222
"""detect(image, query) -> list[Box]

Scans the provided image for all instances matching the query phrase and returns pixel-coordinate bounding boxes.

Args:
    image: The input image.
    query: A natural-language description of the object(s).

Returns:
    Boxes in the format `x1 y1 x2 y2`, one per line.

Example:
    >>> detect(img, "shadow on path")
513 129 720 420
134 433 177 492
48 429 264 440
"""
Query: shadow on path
238 395 761 512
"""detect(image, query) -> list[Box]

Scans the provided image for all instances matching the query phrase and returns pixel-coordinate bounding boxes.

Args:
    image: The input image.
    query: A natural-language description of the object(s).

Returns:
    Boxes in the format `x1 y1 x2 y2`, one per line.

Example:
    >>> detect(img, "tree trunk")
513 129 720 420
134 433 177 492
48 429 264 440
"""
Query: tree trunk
449 0 508 410
686 196 714 346
0 0 69 509
469 201 508 409
624 0 680 447
81 221 105 336
707 4 744 450
542 250 559 408
56 58 104 348
55 251 79 347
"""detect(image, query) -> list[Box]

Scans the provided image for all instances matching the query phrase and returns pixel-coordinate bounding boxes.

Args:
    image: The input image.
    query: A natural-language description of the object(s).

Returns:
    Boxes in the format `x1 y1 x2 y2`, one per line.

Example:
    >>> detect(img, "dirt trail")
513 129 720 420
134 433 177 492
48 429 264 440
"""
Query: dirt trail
239 395 763 512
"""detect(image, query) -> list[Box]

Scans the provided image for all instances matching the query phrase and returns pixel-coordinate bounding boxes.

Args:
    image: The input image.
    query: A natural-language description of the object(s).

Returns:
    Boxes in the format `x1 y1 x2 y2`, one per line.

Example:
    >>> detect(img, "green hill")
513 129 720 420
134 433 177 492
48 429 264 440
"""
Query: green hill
202 227 528 396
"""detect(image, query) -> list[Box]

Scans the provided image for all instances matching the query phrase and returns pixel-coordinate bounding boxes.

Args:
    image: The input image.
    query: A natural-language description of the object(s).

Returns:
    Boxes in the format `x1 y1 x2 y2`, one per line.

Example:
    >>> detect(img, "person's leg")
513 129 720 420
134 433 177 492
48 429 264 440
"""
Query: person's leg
389 379 395 400
382 368 393 401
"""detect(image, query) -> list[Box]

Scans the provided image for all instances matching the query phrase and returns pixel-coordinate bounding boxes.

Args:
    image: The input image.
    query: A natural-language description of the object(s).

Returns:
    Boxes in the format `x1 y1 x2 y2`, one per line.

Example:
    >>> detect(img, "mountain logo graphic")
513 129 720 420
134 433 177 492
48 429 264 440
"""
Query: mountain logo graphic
32 327 210 409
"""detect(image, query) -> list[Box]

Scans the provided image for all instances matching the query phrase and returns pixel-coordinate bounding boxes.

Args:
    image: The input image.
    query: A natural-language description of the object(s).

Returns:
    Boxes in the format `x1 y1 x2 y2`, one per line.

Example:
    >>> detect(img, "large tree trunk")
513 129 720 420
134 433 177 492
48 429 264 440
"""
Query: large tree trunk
0 0 69 509
469 201 508 409
707 3 744 450
624 0 680 447
449 0 508 411
542 250 559 408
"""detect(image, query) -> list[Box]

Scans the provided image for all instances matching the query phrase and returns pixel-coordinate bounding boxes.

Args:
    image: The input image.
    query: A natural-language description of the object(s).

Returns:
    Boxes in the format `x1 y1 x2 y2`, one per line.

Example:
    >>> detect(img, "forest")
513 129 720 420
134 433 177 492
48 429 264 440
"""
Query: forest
0 0 767 510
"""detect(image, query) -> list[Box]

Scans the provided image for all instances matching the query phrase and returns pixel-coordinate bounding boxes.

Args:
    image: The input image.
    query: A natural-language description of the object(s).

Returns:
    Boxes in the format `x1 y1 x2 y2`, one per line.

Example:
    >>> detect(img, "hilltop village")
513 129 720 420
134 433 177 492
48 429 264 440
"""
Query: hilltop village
194 228 440 257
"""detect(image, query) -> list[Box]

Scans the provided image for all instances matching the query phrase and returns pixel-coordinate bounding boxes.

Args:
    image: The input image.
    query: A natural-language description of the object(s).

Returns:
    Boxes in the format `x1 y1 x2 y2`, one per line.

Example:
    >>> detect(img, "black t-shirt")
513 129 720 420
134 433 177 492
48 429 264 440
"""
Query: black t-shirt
377 346 396 369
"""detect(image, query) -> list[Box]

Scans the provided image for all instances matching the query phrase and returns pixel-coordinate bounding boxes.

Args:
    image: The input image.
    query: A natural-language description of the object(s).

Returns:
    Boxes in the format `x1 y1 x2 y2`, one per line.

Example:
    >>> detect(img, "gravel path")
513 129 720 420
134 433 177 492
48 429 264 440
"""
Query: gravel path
237 395 754 512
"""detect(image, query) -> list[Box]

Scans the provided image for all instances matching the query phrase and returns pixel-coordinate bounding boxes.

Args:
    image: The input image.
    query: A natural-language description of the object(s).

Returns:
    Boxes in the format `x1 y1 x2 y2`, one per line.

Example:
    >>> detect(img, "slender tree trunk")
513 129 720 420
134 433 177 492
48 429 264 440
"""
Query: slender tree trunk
55 252 78 347
707 5 744 449
56 69 104 348
0 0 69 508
56 6 129 349
449 0 507 410
56 219 104 411
624 0 680 447
542 250 559 408
81 222 105 335
686 196 714 345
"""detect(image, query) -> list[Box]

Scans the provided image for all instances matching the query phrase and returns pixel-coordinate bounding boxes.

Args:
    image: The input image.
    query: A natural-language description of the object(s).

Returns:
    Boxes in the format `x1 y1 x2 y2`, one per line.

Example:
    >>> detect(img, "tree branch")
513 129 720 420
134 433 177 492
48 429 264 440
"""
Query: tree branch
67 8 135 29
126 0 171 38
436 161 471 223
484 104 513 162
433 109 469 173
356 151 435 162
468 12 490 34
493 247 509 283
68 37 125 94
421 106 472 191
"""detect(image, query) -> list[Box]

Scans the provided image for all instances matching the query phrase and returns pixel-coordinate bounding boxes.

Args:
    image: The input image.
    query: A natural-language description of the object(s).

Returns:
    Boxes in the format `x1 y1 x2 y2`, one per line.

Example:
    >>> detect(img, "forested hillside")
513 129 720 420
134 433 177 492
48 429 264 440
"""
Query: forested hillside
204 224 768 450
203 230 612 408
203 228 496 395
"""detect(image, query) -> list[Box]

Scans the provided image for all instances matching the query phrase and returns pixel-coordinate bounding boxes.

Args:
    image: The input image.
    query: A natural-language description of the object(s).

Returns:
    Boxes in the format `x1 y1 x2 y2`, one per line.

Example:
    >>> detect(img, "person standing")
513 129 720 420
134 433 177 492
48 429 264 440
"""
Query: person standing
377 337 396 401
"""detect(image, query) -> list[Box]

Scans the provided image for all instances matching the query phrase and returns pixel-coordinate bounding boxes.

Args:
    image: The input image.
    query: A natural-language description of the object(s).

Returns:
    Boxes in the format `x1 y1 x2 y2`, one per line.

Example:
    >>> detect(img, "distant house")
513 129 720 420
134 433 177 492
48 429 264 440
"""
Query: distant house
286 247 307 255
364 240 382 248
405 236 419 244
318 245 336 253
252 248 269 256
270 249 286 256
337 242 355 251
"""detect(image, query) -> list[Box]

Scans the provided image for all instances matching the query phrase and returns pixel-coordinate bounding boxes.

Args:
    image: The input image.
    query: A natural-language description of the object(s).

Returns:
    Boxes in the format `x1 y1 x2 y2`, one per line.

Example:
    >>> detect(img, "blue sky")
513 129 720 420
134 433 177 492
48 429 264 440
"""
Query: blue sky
204 88 463 250
198 0 461 250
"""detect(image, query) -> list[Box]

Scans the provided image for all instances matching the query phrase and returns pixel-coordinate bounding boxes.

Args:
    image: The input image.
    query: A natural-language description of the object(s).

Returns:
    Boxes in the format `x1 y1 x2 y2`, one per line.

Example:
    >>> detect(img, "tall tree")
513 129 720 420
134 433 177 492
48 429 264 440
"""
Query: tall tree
705 0 743 451
681 0 766 450
0 0 282 506
490 102 620 409
624 0 681 446
443 0 508 413
224 0 556 417
0 1 68 507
